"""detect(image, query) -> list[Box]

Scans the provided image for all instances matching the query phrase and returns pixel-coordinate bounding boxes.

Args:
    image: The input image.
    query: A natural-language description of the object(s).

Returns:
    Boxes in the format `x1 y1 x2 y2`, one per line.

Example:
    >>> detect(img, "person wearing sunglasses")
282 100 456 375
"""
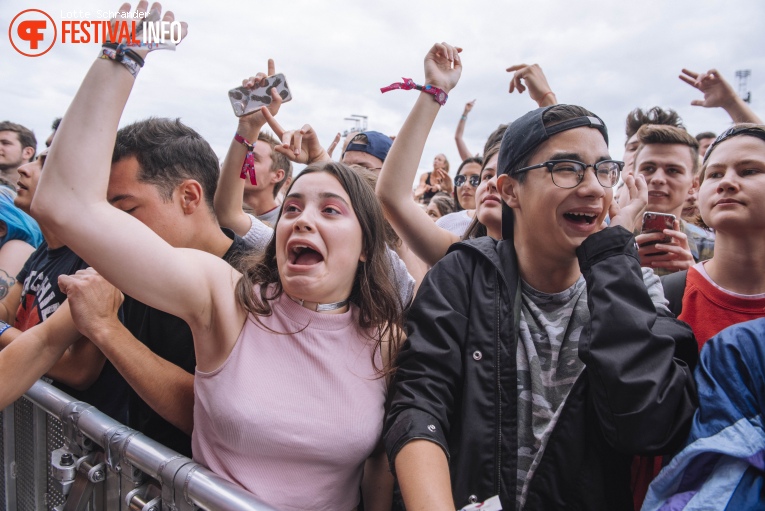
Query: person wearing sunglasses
386 104 698 510
435 157 483 237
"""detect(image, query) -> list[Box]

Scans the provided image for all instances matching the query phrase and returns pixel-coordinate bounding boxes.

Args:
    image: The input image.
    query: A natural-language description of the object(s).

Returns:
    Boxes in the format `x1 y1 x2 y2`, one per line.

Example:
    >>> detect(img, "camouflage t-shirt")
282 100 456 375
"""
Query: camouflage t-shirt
515 268 667 509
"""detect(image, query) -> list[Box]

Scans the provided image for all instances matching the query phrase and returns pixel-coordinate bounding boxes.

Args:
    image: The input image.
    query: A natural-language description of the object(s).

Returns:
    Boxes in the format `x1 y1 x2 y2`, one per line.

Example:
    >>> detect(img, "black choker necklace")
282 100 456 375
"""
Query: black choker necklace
288 294 349 312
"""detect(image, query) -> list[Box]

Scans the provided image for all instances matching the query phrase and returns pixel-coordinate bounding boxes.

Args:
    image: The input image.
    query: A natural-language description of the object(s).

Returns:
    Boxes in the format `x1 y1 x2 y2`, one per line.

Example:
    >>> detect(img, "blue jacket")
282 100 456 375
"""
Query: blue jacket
643 318 765 511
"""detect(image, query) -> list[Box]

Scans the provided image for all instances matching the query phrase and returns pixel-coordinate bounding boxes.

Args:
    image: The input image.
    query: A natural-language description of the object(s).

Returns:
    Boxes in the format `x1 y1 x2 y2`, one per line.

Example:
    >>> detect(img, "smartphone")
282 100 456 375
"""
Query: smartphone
640 212 676 251
228 73 292 117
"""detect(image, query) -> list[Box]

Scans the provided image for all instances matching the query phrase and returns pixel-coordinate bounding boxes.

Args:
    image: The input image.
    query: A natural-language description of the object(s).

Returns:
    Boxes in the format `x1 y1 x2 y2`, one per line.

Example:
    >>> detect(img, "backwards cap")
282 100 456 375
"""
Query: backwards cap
343 131 393 163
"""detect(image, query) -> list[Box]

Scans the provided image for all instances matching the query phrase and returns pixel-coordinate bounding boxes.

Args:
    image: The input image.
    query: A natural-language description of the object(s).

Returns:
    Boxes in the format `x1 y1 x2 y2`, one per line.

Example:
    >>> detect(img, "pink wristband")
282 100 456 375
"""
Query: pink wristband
234 133 257 185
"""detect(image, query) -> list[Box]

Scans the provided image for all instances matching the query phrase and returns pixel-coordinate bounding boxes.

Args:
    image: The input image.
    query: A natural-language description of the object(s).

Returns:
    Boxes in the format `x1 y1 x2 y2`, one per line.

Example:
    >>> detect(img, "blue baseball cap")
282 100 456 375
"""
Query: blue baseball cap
343 131 393 163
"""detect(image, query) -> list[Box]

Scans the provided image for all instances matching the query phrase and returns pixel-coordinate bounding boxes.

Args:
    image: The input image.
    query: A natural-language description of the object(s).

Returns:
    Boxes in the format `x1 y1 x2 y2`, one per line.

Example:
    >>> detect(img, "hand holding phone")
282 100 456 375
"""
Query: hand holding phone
229 73 292 117
636 212 694 272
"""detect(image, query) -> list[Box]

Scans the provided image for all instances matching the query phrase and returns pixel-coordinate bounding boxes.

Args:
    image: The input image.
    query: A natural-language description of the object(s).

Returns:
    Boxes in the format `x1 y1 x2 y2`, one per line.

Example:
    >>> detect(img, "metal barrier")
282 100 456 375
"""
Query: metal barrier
1 380 278 511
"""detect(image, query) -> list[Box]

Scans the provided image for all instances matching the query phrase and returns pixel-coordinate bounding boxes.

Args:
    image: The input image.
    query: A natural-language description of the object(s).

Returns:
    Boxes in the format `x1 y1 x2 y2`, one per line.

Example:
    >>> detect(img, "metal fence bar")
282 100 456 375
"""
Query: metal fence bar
2 405 17 511
22 380 279 511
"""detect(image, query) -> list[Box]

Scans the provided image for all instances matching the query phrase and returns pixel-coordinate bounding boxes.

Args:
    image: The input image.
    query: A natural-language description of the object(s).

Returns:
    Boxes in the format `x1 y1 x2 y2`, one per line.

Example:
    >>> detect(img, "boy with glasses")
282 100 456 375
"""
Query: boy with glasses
386 104 698 510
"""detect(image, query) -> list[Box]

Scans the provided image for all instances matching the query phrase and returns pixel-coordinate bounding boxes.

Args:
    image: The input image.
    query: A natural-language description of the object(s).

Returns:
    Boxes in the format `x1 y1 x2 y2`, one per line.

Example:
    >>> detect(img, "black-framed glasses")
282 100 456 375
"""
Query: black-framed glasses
454 174 481 188
513 159 623 189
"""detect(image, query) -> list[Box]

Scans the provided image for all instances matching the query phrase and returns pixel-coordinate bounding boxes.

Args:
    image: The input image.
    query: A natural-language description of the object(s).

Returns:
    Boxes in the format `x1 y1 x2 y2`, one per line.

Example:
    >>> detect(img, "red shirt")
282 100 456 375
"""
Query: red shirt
678 263 765 351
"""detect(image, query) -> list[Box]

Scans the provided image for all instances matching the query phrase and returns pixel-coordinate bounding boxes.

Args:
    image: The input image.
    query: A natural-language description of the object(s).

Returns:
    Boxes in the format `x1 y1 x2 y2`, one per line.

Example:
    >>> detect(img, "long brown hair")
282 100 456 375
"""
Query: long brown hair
234 161 404 375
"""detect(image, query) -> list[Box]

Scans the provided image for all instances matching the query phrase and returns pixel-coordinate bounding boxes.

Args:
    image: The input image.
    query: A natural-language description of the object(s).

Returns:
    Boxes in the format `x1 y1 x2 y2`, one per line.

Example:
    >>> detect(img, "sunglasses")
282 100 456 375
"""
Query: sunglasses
454 174 481 188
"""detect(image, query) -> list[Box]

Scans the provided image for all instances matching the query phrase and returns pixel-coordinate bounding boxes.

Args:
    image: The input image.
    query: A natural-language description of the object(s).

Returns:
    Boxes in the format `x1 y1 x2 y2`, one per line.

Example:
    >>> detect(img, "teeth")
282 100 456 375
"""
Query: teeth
568 212 596 217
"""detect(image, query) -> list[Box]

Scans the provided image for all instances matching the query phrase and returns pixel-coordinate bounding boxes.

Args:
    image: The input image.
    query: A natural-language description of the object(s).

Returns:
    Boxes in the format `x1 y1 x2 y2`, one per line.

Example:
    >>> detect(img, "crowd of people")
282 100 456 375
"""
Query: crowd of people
0 3 764 510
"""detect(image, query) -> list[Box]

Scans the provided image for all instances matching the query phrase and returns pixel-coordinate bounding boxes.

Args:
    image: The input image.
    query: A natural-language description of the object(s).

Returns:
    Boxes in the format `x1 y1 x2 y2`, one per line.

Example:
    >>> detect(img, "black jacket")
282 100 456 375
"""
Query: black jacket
384 227 698 510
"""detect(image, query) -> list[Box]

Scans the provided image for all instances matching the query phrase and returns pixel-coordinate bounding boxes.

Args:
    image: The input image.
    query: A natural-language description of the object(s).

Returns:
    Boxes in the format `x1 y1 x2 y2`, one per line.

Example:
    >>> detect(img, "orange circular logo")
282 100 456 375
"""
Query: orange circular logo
9 9 57 57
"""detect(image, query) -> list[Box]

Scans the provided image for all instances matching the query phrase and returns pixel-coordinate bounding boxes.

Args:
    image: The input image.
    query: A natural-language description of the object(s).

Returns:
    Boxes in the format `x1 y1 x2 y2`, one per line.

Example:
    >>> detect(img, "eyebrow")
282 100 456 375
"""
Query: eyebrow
548 152 611 162
108 194 135 205
285 192 350 206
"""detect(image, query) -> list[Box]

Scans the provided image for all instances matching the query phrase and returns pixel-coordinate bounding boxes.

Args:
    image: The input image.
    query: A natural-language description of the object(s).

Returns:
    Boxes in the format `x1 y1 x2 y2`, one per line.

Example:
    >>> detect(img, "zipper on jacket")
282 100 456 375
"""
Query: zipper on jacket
494 270 502 497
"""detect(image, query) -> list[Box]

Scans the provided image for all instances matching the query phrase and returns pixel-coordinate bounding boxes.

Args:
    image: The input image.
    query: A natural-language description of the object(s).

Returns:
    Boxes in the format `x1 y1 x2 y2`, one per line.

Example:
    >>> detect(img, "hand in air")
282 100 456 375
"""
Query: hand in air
606 173 647 234
109 2 188 58
261 109 331 165
506 63 556 106
463 99 476 115
679 68 738 109
237 59 284 129
424 42 463 94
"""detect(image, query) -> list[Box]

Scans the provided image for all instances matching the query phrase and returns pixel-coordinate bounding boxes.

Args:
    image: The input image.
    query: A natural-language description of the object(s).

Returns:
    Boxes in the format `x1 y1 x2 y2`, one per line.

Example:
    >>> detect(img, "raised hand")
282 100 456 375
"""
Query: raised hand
261 108 330 165
237 59 284 129
108 2 188 58
506 63 556 106
463 100 476 115
424 42 462 94
679 68 738 109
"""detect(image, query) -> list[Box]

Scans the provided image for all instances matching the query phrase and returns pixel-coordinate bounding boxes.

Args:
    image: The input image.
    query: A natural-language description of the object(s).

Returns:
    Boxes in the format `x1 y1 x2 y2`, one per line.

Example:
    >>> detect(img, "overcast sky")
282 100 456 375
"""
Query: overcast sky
2 0 764 183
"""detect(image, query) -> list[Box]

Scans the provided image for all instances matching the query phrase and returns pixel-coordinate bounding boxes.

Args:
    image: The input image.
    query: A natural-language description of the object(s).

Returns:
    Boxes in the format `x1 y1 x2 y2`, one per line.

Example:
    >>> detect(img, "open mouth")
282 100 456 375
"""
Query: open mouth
563 212 598 225
288 245 324 266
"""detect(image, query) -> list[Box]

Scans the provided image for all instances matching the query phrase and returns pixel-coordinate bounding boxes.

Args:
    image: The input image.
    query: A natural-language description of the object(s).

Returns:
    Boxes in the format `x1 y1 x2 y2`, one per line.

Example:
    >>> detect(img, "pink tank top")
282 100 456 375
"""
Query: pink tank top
192 289 386 511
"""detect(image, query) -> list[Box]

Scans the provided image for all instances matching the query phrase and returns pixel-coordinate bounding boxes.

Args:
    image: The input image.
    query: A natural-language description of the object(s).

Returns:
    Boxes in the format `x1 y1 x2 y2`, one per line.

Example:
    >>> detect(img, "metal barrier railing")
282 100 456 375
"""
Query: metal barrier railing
1 380 278 511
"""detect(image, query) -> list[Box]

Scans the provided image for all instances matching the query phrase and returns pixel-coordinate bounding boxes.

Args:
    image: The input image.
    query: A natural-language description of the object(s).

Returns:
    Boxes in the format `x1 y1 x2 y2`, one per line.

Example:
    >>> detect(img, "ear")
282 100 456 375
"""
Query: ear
178 179 204 214
497 174 521 208
271 168 285 185
22 147 35 162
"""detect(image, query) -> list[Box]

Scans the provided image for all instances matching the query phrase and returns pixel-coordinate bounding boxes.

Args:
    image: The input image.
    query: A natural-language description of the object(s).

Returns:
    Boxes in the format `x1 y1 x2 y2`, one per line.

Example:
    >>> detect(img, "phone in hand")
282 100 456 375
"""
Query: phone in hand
228 73 292 117
640 211 676 253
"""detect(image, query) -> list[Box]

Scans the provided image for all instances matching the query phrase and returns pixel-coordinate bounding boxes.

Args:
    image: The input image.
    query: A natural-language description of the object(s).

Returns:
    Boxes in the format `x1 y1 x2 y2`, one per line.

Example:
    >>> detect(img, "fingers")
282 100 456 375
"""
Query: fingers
691 100 705 107
678 73 698 88
680 68 699 80
267 58 275 77
291 129 304 157
506 64 527 73
259 106 284 139
327 132 341 158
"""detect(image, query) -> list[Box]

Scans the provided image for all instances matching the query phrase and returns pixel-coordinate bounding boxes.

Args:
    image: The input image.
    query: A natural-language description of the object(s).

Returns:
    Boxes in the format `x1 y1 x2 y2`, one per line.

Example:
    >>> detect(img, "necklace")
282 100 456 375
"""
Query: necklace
287 294 349 312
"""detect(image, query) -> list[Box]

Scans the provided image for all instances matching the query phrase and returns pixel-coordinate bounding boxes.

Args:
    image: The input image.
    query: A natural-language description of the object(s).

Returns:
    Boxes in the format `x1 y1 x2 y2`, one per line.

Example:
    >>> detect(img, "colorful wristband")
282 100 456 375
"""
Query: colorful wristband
99 43 144 78
380 77 448 106
234 133 257 185
0 320 11 337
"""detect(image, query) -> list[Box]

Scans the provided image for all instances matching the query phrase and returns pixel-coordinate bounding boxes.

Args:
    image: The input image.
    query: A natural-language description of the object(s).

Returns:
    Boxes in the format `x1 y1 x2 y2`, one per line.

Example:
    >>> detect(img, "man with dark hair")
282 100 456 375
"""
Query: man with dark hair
634 124 714 274
0 121 37 185
386 103 697 510
622 107 685 176
695 131 716 157
56 117 248 456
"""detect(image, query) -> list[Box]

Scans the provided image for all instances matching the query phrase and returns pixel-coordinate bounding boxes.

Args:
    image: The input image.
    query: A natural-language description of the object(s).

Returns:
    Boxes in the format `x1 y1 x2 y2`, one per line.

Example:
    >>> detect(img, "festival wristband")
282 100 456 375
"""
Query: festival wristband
380 77 448 106
0 320 11 337
234 133 257 185
99 44 143 78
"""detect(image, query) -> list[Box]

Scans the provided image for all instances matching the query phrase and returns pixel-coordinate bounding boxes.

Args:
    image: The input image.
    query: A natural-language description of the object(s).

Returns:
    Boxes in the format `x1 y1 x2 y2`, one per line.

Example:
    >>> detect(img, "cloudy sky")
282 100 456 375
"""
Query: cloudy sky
2 0 764 183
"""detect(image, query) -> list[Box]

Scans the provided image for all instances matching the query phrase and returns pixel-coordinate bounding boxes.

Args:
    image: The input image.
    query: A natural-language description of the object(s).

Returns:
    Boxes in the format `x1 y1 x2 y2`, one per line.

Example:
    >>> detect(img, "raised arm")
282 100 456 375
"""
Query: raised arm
31 3 242 368
680 68 763 124
506 63 558 107
376 42 464 267
215 59 284 236
454 100 475 160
